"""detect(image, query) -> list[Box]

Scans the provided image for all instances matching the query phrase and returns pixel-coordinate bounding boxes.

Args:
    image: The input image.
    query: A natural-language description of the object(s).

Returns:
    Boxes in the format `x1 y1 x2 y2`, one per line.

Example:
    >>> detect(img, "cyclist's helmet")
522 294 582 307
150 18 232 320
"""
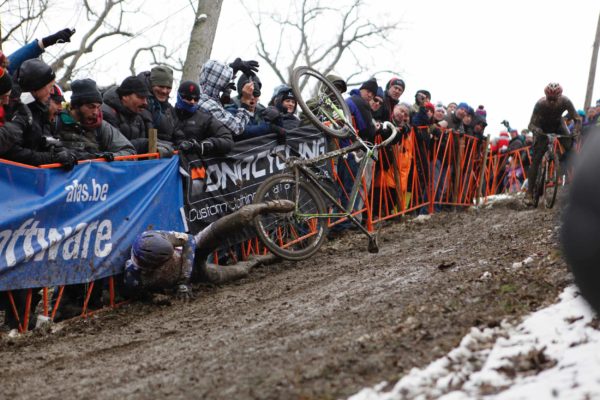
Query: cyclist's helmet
132 231 174 269
544 82 563 98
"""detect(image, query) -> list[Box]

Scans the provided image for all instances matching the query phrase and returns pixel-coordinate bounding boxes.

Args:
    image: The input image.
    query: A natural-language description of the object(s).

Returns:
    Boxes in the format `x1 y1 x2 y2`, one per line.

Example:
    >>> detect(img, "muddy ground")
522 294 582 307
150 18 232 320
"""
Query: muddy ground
0 195 573 400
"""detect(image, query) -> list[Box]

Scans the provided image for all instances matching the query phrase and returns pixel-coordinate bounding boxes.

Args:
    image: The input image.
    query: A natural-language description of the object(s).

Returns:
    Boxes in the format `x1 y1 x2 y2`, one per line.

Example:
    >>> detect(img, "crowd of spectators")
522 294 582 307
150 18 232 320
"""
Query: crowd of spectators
1 26 597 331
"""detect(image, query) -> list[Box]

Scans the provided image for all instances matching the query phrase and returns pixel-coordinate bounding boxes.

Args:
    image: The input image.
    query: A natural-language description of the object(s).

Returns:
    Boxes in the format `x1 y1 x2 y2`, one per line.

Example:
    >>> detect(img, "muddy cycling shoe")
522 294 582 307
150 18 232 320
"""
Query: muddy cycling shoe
523 195 535 207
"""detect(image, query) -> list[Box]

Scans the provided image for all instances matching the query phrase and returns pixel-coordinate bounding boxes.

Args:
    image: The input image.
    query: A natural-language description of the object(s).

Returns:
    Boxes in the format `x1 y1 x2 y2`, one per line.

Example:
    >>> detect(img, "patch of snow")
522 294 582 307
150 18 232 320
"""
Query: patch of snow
349 286 600 400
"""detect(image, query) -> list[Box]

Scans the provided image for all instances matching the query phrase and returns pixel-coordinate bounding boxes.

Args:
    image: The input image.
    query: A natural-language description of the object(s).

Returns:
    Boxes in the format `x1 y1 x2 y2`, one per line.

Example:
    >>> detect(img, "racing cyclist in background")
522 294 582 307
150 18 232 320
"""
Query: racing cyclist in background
525 82 581 206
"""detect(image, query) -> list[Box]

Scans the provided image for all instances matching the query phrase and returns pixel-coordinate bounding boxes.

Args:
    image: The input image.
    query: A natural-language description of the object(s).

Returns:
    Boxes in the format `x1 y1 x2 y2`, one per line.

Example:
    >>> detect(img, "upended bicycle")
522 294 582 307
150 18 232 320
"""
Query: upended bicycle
252 66 397 261
531 132 574 209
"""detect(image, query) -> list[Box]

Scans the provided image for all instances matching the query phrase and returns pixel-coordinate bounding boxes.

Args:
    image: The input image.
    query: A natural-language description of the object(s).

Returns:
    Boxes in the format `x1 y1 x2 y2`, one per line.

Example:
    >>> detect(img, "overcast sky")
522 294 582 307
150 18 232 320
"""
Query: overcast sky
3 0 599 137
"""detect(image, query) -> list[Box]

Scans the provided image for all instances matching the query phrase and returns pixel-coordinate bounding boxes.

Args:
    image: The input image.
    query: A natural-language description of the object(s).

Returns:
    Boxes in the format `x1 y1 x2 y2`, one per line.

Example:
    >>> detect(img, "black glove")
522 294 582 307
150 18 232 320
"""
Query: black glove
41 28 75 48
270 124 286 145
262 106 281 123
228 58 259 76
53 150 78 171
157 141 174 158
176 284 193 301
95 152 115 162
179 139 214 156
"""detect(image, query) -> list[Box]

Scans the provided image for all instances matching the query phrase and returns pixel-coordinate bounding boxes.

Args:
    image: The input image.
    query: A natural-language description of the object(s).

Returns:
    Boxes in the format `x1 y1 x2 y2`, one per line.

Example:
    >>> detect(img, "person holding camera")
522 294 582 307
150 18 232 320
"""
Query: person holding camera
197 58 259 137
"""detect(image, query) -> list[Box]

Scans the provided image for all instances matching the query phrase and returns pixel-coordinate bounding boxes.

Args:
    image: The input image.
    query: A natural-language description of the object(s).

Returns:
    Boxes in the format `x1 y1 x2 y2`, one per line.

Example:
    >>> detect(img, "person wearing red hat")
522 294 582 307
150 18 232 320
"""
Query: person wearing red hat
373 77 405 123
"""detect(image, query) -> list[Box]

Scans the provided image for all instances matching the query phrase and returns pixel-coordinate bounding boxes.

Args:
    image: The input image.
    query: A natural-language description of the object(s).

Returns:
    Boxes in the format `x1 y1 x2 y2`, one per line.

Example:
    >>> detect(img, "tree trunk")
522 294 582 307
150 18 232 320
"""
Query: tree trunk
181 0 223 82
585 11 600 110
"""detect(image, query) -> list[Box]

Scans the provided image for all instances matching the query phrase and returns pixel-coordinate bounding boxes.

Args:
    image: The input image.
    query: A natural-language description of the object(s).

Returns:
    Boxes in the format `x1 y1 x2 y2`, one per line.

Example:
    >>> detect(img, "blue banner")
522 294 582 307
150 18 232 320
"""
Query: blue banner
0 157 185 290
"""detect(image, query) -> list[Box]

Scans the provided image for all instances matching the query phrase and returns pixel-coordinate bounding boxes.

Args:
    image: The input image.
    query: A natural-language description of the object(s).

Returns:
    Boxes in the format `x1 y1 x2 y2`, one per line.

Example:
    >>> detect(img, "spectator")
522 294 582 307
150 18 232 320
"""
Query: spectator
225 73 276 142
446 102 458 115
6 28 74 75
331 77 378 234
50 78 136 321
48 84 64 123
497 131 510 154
475 105 487 120
54 78 136 163
444 102 469 133
137 66 180 145
411 89 431 116
433 104 448 128
370 87 384 115
0 67 20 154
173 81 234 157
300 74 348 128
373 77 405 122
270 85 300 130
102 75 164 155
4 59 68 166
197 58 258 136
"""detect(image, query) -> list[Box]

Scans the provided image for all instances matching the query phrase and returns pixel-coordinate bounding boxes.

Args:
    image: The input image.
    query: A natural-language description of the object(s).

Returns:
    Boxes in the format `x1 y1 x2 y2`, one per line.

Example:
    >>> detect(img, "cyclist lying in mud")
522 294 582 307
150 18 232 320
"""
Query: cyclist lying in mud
123 200 294 299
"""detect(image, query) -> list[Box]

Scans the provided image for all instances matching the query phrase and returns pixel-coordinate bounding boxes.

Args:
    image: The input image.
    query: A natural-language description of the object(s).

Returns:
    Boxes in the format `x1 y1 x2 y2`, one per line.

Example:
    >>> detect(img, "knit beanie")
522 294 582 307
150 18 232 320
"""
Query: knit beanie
360 78 378 95
424 102 435 112
70 79 103 107
237 73 262 96
387 77 405 90
457 102 470 111
475 105 487 119
178 80 201 100
150 66 174 88
326 73 347 94
16 59 55 92
49 84 65 103
0 67 12 95
117 76 151 97
280 88 295 101
376 86 384 99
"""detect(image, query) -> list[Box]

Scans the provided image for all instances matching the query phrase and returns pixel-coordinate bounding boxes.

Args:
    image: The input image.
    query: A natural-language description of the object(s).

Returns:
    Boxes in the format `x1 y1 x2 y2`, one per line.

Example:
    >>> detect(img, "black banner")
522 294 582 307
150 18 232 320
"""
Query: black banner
180 126 329 247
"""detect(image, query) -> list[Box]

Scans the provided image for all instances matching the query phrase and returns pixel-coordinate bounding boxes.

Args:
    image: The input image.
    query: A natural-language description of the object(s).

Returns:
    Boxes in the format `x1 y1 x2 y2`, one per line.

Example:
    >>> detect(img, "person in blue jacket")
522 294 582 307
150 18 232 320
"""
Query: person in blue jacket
6 28 74 75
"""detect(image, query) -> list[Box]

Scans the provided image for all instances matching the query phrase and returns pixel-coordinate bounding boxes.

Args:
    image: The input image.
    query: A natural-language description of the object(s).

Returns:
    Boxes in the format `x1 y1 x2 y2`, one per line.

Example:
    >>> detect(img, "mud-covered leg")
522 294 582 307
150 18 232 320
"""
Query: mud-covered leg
194 200 295 253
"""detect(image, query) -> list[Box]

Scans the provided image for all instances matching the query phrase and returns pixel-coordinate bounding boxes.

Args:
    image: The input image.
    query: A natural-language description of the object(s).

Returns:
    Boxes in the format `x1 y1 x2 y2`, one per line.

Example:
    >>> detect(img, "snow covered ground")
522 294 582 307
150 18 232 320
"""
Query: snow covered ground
350 285 600 400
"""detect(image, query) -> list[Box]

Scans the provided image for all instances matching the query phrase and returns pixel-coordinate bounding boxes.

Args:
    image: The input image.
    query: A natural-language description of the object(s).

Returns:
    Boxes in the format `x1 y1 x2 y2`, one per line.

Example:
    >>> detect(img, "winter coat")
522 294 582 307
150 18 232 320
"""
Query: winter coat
225 97 272 142
2 100 55 165
174 107 234 156
53 111 136 158
137 71 180 143
345 89 376 143
102 87 153 153
198 60 250 136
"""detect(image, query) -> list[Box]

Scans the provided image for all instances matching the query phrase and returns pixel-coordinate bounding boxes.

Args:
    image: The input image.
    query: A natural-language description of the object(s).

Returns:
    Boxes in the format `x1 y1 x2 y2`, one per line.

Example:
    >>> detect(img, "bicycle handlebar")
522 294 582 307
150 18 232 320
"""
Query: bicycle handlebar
376 121 398 148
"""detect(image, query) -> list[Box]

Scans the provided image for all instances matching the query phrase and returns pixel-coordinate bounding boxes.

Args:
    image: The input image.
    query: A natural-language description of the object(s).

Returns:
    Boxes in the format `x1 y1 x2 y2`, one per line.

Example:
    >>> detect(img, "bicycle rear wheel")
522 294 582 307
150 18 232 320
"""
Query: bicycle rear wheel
291 66 352 139
253 174 328 261
543 155 559 209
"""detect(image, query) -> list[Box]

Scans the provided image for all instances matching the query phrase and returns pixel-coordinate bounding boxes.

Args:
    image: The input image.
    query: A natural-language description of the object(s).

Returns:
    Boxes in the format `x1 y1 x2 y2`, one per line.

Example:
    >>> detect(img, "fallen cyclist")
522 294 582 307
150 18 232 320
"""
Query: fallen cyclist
123 200 294 300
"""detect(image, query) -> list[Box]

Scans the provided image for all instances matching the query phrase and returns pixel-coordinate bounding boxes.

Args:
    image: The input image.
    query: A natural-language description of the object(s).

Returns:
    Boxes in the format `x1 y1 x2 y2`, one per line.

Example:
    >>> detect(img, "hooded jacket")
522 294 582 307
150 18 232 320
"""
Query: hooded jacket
198 60 250 136
174 106 234 156
345 88 376 143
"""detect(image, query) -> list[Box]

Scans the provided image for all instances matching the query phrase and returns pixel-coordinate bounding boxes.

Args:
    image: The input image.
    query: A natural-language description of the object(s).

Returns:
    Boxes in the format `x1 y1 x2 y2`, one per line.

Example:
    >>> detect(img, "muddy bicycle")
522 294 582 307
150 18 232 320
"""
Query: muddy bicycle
252 66 397 261
531 131 577 209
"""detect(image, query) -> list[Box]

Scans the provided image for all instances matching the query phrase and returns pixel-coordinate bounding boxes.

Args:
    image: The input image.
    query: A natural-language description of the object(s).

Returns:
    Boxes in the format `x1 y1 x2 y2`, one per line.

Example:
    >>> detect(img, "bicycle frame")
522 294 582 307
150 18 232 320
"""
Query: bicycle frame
275 121 397 237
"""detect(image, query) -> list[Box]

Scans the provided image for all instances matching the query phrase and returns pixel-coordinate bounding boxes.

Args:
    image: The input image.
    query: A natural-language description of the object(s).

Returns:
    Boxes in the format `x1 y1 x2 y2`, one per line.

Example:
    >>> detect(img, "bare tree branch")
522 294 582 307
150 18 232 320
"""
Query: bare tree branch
1 0 50 44
243 0 401 91
52 0 135 90
129 44 184 75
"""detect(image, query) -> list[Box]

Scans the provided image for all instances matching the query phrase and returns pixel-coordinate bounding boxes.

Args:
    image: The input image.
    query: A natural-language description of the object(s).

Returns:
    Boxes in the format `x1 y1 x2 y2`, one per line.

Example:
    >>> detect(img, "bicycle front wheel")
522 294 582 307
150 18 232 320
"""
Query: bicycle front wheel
543 154 559 209
253 174 329 261
291 66 352 139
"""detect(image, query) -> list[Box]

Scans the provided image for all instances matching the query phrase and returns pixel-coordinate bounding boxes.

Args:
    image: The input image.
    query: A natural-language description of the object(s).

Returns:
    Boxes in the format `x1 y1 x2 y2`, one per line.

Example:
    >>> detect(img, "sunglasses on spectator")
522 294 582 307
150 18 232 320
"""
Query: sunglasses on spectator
182 95 200 102
373 98 383 104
